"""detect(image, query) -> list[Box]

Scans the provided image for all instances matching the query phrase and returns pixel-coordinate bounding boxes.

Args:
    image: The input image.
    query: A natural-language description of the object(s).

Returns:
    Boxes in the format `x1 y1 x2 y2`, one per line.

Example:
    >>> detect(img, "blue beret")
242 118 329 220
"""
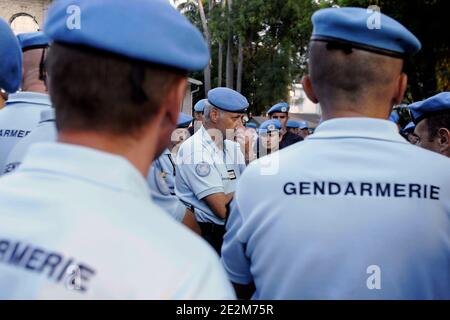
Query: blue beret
268 102 289 115
259 119 282 133
207 87 249 113
0 18 22 93
311 7 421 57
389 111 400 123
245 122 257 129
194 99 207 113
177 112 193 128
409 92 450 125
286 120 300 129
298 121 309 129
44 0 209 71
299 121 309 129
402 121 415 134
17 32 50 51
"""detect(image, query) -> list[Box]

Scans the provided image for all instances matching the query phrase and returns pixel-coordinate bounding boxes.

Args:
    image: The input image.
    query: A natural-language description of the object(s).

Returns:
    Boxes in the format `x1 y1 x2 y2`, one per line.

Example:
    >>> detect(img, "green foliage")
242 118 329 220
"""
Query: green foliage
182 0 318 115
181 0 449 114
334 0 450 102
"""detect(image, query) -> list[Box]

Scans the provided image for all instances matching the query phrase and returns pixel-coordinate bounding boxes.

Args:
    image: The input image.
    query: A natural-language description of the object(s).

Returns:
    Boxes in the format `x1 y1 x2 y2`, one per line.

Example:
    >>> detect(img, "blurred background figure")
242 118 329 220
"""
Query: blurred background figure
256 119 282 159
267 102 303 149
4 108 56 174
242 122 258 163
189 98 207 136
148 112 202 234
286 120 300 136
0 31 51 175
401 121 417 144
410 92 450 157
299 121 310 139
171 112 193 156
0 17 22 96
0 17 23 163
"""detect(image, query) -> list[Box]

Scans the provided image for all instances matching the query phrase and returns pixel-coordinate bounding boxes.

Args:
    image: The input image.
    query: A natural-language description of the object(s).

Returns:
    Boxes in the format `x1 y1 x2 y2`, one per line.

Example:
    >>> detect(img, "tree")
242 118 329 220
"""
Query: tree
334 0 450 101
225 0 234 89
197 0 212 94
180 0 318 114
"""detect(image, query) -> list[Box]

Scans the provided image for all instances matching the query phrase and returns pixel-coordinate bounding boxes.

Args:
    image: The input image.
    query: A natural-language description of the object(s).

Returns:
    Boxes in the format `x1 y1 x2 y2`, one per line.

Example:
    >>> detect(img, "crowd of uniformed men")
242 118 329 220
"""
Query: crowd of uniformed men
0 0 449 300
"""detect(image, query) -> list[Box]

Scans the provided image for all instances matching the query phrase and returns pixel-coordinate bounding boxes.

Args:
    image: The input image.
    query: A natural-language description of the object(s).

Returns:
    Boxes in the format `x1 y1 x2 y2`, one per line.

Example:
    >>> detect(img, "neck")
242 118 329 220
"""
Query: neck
22 79 47 94
58 130 157 177
320 105 391 122
203 122 225 149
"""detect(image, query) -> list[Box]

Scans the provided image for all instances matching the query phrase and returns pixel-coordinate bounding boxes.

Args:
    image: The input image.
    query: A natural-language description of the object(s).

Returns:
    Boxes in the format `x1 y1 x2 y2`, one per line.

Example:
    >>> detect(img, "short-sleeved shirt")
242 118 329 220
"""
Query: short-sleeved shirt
222 118 450 299
0 92 52 173
147 149 187 222
3 109 57 174
0 142 235 299
176 126 246 225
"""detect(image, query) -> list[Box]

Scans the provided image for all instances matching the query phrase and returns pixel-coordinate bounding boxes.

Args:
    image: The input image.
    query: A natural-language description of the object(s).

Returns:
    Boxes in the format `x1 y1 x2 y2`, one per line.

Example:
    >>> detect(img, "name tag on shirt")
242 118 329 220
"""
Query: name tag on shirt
227 170 236 180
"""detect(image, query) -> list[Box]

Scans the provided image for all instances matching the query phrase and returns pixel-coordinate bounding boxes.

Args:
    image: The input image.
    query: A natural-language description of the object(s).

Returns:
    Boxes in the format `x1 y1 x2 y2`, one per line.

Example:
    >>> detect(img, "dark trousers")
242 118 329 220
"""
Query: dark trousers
198 222 226 255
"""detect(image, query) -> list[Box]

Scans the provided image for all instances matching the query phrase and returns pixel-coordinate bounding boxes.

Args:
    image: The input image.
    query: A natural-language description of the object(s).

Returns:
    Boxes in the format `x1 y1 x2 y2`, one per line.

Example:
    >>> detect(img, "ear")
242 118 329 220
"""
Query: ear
210 108 220 124
301 75 319 103
393 73 407 105
438 127 450 155
162 77 187 126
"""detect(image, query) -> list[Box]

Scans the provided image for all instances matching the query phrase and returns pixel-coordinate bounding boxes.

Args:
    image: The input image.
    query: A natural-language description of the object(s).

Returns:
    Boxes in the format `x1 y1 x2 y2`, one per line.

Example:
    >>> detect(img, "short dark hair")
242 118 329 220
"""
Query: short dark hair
426 113 450 141
46 42 186 136
308 41 403 106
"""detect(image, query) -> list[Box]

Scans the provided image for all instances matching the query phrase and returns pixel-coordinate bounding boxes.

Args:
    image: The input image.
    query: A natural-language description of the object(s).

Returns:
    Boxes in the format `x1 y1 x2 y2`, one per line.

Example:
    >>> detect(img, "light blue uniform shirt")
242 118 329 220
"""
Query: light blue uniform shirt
4 109 57 174
147 149 187 222
176 126 246 225
0 92 52 174
0 142 235 299
222 118 450 299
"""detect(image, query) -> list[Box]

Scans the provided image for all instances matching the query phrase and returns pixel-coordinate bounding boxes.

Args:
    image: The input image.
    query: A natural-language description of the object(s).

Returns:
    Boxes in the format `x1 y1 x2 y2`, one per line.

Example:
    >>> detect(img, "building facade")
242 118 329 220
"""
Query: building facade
0 0 51 34
289 82 321 115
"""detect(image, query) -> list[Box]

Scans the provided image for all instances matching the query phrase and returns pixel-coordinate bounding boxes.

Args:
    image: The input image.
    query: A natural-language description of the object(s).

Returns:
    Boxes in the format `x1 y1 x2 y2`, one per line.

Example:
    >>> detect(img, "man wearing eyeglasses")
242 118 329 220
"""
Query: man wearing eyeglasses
176 87 248 254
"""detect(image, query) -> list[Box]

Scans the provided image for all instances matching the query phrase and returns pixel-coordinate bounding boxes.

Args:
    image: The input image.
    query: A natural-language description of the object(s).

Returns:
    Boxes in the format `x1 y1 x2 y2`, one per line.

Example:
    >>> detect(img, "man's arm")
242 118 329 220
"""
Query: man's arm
203 192 234 220
182 208 202 235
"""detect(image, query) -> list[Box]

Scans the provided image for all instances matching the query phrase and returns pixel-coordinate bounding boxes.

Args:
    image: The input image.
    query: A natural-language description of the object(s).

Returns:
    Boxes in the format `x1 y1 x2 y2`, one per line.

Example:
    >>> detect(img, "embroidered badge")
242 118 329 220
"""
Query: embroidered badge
195 162 211 177
155 171 170 195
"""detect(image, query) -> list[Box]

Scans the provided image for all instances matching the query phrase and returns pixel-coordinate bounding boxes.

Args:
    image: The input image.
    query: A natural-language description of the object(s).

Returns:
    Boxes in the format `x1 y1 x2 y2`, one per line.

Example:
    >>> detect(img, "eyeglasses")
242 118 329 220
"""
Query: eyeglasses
408 133 420 145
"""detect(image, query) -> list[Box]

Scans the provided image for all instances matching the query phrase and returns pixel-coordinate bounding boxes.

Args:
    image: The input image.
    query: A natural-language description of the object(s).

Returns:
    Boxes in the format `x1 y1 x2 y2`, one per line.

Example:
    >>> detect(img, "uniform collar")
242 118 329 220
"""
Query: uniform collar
198 125 223 153
308 117 408 144
20 142 151 199
6 92 51 107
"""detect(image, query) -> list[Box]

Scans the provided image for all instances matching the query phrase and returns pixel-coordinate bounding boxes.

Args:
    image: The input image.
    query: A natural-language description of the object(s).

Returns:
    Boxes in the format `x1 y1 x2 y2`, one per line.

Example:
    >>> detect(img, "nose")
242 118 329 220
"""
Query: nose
236 118 244 129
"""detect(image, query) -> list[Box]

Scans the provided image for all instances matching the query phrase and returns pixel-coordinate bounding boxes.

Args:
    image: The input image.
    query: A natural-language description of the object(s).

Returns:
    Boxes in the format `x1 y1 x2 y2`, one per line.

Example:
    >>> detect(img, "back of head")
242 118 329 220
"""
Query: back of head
17 32 51 93
305 7 421 118
309 41 404 111
44 0 209 138
46 43 185 137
